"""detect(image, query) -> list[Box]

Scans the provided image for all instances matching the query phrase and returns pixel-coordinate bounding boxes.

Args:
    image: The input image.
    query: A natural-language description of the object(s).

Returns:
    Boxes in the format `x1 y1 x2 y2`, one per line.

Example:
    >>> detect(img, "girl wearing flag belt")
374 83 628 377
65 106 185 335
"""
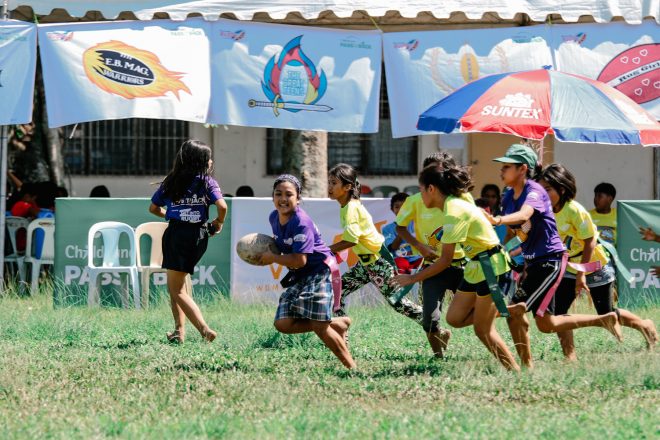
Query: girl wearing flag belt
395 164 520 371
394 152 469 357
327 163 424 326
257 174 355 369
484 144 622 369
537 164 657 358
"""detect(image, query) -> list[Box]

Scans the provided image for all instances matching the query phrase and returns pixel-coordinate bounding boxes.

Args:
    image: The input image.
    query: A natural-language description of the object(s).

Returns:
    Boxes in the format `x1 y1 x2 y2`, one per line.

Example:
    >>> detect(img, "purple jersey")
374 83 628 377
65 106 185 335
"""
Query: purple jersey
501 179 564 261
151 175 223 223
269 207 332 278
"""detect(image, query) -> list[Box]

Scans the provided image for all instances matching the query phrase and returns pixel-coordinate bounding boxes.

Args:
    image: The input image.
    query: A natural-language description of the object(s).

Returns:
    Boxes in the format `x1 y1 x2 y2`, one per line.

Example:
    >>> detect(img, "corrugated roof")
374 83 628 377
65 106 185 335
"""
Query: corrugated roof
7 1 660 24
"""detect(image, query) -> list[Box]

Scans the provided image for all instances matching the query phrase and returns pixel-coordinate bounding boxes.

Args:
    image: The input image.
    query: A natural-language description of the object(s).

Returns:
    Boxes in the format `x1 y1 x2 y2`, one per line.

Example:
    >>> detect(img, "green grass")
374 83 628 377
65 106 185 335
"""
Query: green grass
0 288 658 439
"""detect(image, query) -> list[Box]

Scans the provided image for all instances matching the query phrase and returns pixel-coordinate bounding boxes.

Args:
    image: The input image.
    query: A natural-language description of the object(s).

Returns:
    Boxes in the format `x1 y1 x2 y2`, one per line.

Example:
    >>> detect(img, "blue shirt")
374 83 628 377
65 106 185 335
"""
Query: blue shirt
501 180 564 261
269 207 332 278
151 175 223 223
382 221 421 263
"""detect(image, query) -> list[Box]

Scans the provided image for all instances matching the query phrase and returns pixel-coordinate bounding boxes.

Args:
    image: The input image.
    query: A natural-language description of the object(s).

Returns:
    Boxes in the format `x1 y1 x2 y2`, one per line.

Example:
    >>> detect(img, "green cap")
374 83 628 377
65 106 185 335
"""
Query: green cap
493 144 538 169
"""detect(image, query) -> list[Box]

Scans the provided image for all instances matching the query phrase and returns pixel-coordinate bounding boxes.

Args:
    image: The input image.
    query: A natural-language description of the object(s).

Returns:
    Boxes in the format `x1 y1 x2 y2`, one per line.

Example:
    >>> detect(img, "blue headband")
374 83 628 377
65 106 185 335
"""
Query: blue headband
274 174 302 194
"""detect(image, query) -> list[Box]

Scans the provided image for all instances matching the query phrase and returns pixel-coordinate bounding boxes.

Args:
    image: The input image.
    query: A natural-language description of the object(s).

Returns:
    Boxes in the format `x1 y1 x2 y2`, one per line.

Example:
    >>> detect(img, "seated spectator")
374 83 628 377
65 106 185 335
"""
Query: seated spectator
236 185 255 197
56 186 69 198
89 185 110 197
382 192 422 273
9 182 40 218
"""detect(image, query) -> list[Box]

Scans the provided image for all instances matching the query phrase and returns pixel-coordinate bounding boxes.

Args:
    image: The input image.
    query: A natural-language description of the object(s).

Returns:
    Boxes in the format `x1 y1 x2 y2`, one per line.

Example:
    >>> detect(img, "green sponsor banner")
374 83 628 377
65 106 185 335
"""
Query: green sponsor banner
616 200 660 309
53 198 231 307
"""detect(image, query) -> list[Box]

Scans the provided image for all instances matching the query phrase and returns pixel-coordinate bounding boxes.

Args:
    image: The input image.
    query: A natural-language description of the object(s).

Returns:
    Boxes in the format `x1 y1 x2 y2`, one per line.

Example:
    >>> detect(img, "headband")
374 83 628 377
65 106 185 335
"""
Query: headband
274 174 302 195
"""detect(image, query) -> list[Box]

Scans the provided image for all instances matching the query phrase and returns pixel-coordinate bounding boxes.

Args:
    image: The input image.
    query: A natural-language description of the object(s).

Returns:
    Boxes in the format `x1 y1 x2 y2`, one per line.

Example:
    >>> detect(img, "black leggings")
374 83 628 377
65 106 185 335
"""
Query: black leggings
421 266 463 332
554 277 615 316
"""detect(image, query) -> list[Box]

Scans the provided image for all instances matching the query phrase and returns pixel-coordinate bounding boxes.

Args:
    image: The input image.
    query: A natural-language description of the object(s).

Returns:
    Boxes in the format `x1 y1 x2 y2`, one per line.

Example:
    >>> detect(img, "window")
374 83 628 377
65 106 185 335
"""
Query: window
266 72 418 176
63 118 189 176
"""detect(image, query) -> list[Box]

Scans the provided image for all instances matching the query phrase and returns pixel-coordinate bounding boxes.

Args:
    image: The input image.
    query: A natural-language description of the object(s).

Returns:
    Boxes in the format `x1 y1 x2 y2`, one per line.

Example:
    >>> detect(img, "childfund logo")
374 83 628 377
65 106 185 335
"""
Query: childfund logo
82 40 191 99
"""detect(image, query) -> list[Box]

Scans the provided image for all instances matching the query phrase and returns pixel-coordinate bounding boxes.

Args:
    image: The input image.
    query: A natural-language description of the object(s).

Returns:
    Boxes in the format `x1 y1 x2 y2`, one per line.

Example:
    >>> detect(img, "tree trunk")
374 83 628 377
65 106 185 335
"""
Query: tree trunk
281 130 327 198
298 131 327 198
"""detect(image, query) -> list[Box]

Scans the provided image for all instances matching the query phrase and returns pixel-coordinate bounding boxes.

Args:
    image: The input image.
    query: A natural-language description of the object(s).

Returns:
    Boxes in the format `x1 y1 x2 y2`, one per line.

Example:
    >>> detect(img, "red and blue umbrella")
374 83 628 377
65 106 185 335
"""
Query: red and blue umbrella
417 69 660 146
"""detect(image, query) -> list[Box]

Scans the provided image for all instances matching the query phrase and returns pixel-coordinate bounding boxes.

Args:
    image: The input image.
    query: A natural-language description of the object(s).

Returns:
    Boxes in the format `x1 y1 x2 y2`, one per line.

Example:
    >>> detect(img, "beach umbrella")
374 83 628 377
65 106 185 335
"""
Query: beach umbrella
417 68 659 147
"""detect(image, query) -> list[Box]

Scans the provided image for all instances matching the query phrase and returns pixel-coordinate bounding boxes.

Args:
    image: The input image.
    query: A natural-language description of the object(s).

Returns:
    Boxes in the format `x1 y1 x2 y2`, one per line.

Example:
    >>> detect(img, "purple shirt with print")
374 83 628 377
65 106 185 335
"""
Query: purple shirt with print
501 179 564 261
269 207 332 278
151 175 223 223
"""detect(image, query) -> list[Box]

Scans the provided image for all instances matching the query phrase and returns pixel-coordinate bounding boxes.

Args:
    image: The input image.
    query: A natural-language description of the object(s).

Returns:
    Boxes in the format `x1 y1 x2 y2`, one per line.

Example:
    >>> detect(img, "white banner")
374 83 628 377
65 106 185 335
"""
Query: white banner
230 197 392 305
550 21 659 119
383 26 554 138
209 20 381 133
0 20 37 125
37 19 211 127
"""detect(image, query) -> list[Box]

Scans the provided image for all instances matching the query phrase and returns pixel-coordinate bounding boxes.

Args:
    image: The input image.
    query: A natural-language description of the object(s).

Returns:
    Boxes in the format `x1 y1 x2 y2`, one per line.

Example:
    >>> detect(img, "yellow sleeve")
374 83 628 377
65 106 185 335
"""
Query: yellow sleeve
441 215 469 245
395 196 415 227
341 203 361 244
573 205 597 240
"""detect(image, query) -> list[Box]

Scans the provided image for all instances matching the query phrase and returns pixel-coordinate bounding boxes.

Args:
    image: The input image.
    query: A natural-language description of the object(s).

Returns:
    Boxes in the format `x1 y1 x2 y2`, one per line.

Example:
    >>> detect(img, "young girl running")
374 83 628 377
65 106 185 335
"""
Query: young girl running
327 163 424 326
149 139 227 343
537 164 657 359
396 164 520 371
484 144 622 368
256 175 355 369
394 152 468 357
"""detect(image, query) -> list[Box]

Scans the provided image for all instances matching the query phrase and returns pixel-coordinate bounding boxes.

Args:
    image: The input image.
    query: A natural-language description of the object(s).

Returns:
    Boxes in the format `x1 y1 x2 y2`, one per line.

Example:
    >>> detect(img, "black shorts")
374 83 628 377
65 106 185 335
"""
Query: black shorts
162 221 209 275
421 265 463 332
512 256 563 315
458 273 510 297
554 277 615 315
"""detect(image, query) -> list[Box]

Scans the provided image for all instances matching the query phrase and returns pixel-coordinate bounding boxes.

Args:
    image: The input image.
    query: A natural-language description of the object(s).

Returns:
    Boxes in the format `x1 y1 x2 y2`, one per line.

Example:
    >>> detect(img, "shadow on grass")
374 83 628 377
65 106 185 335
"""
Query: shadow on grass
93 338 150 350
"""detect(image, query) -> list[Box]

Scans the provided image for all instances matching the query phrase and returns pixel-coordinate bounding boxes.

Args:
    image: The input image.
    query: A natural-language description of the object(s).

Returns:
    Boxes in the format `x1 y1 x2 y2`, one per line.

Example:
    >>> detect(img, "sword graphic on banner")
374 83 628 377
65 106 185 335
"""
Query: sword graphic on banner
248 99 333 116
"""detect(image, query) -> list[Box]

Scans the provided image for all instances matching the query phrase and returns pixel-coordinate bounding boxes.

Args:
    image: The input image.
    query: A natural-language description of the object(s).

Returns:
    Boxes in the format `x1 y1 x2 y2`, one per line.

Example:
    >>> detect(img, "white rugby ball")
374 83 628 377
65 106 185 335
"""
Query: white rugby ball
236 233 279 266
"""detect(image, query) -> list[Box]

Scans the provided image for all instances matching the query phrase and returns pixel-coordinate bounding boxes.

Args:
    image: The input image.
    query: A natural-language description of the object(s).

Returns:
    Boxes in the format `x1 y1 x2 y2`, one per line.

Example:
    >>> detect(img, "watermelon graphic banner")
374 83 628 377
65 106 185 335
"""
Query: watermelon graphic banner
550 21 659 120
0 20 37 125
383 26 554 138
209 19 381 133
38 19 211 127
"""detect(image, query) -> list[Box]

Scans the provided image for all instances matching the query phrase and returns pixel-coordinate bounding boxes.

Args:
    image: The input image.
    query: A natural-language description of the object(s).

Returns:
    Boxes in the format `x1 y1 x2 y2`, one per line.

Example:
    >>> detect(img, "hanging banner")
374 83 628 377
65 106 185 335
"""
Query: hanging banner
383 25 554 138
550 21 659 120
38 19 211 128
615 200 660 308
209 20 381 133
0 20 37 124
230 197 392 305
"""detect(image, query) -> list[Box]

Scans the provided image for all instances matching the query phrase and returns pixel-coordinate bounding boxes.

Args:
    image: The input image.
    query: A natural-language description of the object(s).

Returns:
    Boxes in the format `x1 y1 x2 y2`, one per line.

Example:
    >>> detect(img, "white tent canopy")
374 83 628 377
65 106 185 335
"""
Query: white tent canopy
8 0 660 23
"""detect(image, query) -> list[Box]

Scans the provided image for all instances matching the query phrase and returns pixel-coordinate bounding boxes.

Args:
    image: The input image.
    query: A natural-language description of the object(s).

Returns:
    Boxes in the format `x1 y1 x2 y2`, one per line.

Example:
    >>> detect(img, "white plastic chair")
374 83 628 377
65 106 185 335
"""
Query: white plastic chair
86 221 140 309
135 222 192 308
4 216 29 283
24 218 55 295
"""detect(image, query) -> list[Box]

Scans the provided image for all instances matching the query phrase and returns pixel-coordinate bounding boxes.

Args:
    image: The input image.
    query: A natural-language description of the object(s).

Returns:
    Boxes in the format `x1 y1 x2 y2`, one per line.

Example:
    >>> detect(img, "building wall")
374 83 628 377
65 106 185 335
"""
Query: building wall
67 124 657 204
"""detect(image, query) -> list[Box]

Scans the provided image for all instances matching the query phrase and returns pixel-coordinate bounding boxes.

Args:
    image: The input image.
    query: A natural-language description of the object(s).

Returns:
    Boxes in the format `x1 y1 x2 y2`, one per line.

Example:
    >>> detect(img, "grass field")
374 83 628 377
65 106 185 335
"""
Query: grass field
0 289 658 439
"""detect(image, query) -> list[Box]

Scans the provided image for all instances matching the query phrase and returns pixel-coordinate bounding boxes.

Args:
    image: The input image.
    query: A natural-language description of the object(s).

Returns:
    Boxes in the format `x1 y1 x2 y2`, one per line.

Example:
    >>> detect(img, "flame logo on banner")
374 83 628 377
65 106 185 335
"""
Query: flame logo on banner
83 41 191 99
248 35 331 116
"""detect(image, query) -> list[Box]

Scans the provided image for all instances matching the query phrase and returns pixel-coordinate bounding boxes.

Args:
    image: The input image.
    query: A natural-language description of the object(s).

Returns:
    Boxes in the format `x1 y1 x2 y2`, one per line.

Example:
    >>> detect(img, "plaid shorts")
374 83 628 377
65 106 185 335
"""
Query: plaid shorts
275 268 333 322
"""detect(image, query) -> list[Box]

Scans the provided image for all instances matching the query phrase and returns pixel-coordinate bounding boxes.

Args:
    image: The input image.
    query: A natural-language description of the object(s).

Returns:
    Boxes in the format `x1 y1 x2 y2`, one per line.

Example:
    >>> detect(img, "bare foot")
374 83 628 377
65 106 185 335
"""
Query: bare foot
427 329 451 358
439 328 451 351
508 302 527 317
331 317 352 345
166 330 184 344
640 319 658 350
201 327 217 342
603 312 623 342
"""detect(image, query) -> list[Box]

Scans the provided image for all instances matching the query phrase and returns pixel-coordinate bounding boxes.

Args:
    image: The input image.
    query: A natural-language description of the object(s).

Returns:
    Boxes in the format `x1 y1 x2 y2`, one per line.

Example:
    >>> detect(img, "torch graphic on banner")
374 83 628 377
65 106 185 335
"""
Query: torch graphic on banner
250 35 331 116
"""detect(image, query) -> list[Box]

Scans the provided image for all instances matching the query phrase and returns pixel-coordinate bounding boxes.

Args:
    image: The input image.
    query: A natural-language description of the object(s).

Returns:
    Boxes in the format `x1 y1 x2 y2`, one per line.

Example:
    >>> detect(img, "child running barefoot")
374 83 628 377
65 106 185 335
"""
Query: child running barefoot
328 164 424 326
484 144 622 369
257 175 355 369
395 164 520 371
537 164 657 357
394 152 469 357
149 140 227 343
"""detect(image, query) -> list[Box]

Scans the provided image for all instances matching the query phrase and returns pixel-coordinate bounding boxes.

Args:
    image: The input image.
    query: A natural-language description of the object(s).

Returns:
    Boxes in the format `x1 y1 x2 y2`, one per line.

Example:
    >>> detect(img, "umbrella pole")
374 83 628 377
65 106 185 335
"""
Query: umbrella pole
0 125 8 291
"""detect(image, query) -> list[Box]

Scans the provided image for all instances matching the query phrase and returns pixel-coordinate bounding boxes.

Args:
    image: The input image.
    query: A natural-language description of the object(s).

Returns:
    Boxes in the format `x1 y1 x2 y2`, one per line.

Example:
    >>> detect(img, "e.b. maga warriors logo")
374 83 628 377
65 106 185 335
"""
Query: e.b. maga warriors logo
83 41 191 99
249 35 332 116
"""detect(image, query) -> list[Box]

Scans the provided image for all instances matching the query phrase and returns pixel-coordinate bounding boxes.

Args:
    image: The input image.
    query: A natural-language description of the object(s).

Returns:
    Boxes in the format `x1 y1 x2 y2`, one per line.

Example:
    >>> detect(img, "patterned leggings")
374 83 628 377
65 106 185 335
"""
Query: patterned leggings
334 257 423 325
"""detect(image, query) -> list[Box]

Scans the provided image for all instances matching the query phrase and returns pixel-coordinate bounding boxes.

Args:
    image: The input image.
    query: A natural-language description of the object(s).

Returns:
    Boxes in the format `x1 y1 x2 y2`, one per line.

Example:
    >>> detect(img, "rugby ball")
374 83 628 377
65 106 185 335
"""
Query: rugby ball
597 43 659 105
236 233 279 266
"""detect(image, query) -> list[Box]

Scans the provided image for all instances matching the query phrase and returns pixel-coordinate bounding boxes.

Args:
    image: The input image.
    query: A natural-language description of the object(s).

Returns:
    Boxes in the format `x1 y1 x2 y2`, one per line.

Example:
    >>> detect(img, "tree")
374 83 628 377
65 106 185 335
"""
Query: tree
281 130 328 198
